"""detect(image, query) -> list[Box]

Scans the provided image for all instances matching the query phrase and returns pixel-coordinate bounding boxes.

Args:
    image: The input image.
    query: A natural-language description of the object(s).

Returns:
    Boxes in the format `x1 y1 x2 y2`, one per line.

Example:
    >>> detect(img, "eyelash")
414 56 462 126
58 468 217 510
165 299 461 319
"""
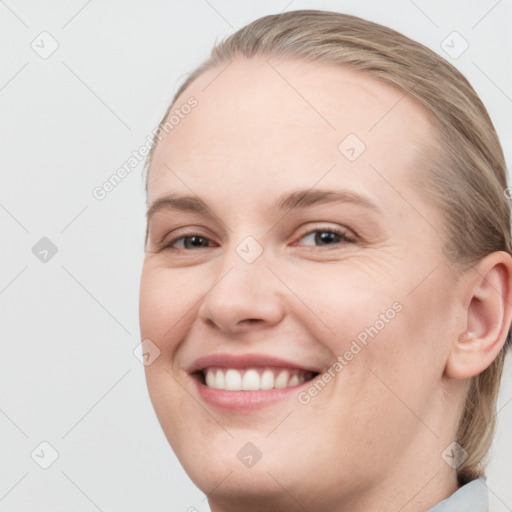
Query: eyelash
159 226 356 251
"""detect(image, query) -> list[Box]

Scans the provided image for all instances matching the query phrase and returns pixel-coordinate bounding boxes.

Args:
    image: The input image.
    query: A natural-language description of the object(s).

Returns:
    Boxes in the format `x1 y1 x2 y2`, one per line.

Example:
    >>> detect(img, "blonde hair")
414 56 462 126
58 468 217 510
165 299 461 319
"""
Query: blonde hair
145 9 511 484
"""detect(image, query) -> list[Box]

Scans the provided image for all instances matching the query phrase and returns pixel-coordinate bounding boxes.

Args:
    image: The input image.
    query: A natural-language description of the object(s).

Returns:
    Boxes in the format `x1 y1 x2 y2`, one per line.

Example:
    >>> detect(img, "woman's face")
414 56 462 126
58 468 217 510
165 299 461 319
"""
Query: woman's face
140 57 462 510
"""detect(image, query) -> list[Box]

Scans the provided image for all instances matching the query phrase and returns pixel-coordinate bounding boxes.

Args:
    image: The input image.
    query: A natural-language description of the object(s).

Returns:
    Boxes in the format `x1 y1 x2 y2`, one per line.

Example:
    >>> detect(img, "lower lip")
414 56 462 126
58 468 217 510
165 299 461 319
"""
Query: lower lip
192 374 310 411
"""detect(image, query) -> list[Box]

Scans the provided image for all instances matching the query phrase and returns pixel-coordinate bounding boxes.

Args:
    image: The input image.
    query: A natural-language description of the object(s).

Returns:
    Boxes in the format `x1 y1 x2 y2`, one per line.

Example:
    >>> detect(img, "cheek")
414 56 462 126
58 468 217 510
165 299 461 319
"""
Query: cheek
302 263 443 404
139 265 213 443
345 276 451 432
139 266 197 355
292 264 403 353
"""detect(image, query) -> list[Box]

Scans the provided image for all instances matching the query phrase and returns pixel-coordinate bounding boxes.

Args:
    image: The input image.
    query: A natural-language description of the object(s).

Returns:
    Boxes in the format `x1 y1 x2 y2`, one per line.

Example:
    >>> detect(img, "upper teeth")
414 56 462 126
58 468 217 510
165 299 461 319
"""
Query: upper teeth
204 368 312 391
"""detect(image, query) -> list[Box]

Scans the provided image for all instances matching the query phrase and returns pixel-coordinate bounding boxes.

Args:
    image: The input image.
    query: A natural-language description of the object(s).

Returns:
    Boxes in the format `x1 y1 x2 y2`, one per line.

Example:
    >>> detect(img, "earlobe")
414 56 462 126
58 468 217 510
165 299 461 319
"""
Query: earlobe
445 251 512 380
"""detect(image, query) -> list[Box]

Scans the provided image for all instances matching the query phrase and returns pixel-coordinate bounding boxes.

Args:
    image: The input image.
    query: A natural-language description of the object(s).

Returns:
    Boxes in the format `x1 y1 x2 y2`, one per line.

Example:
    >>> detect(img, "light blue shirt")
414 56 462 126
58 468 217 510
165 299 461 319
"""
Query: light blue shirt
427 477 488 511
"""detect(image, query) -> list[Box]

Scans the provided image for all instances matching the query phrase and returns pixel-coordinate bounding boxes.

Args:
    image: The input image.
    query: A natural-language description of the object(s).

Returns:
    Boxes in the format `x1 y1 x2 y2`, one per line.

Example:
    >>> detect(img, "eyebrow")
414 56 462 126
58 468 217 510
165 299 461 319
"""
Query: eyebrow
276 189 381 213
146 188 382 222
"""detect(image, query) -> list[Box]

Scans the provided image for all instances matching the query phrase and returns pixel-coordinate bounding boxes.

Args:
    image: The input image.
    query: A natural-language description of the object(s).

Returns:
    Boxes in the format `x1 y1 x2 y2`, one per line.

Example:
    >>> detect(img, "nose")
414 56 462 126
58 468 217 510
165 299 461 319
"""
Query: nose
197 245 286 335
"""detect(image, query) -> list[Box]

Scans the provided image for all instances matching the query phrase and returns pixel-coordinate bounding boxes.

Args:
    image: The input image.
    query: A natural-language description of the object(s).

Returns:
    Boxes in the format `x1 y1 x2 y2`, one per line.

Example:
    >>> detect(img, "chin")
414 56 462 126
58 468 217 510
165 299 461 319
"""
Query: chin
188 466 307 512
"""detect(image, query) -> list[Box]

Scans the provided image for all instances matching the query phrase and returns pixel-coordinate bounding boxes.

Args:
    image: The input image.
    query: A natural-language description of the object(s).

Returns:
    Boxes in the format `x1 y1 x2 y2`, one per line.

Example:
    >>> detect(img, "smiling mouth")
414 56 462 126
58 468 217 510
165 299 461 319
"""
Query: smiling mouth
197 367 319 391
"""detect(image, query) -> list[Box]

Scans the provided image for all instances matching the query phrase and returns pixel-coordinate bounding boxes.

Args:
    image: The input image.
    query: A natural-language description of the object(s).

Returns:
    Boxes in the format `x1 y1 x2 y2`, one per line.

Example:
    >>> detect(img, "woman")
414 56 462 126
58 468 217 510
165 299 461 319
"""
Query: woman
139 10 511 511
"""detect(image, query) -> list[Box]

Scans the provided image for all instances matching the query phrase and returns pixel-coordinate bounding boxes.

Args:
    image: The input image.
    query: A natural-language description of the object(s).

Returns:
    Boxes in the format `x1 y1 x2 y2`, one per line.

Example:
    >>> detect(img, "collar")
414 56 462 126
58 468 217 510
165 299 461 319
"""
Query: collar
426 476 488 512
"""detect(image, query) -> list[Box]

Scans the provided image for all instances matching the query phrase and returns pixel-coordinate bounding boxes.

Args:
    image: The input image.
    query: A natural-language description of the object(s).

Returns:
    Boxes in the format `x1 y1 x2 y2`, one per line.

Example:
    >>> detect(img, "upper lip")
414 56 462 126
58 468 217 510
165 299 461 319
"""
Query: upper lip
188 353 321 374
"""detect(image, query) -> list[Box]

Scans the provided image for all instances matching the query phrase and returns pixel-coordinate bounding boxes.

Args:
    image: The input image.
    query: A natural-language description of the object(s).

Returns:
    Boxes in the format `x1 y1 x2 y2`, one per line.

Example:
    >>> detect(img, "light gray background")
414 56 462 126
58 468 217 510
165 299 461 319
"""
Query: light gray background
1 0 511 510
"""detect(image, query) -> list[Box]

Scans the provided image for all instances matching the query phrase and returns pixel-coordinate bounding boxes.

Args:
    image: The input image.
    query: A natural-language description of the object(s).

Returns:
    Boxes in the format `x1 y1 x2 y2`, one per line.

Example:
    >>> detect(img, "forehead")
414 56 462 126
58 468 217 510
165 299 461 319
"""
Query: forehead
147 57 435 210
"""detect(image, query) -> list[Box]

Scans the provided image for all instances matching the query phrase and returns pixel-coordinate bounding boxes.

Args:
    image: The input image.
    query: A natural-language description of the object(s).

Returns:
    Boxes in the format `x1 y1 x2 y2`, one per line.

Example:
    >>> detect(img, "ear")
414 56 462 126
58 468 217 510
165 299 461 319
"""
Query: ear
445 251 512 379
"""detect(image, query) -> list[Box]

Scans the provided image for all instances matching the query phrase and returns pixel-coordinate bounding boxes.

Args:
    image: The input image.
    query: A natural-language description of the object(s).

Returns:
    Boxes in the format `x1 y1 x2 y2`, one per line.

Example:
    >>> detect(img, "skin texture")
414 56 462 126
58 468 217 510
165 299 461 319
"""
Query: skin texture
139 56 512 512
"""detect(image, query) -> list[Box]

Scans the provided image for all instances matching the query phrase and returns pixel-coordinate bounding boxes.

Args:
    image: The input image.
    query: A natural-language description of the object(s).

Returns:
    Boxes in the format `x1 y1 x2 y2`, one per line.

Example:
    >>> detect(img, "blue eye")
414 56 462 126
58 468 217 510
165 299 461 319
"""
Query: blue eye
296 228 353 247
169 235 213 250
